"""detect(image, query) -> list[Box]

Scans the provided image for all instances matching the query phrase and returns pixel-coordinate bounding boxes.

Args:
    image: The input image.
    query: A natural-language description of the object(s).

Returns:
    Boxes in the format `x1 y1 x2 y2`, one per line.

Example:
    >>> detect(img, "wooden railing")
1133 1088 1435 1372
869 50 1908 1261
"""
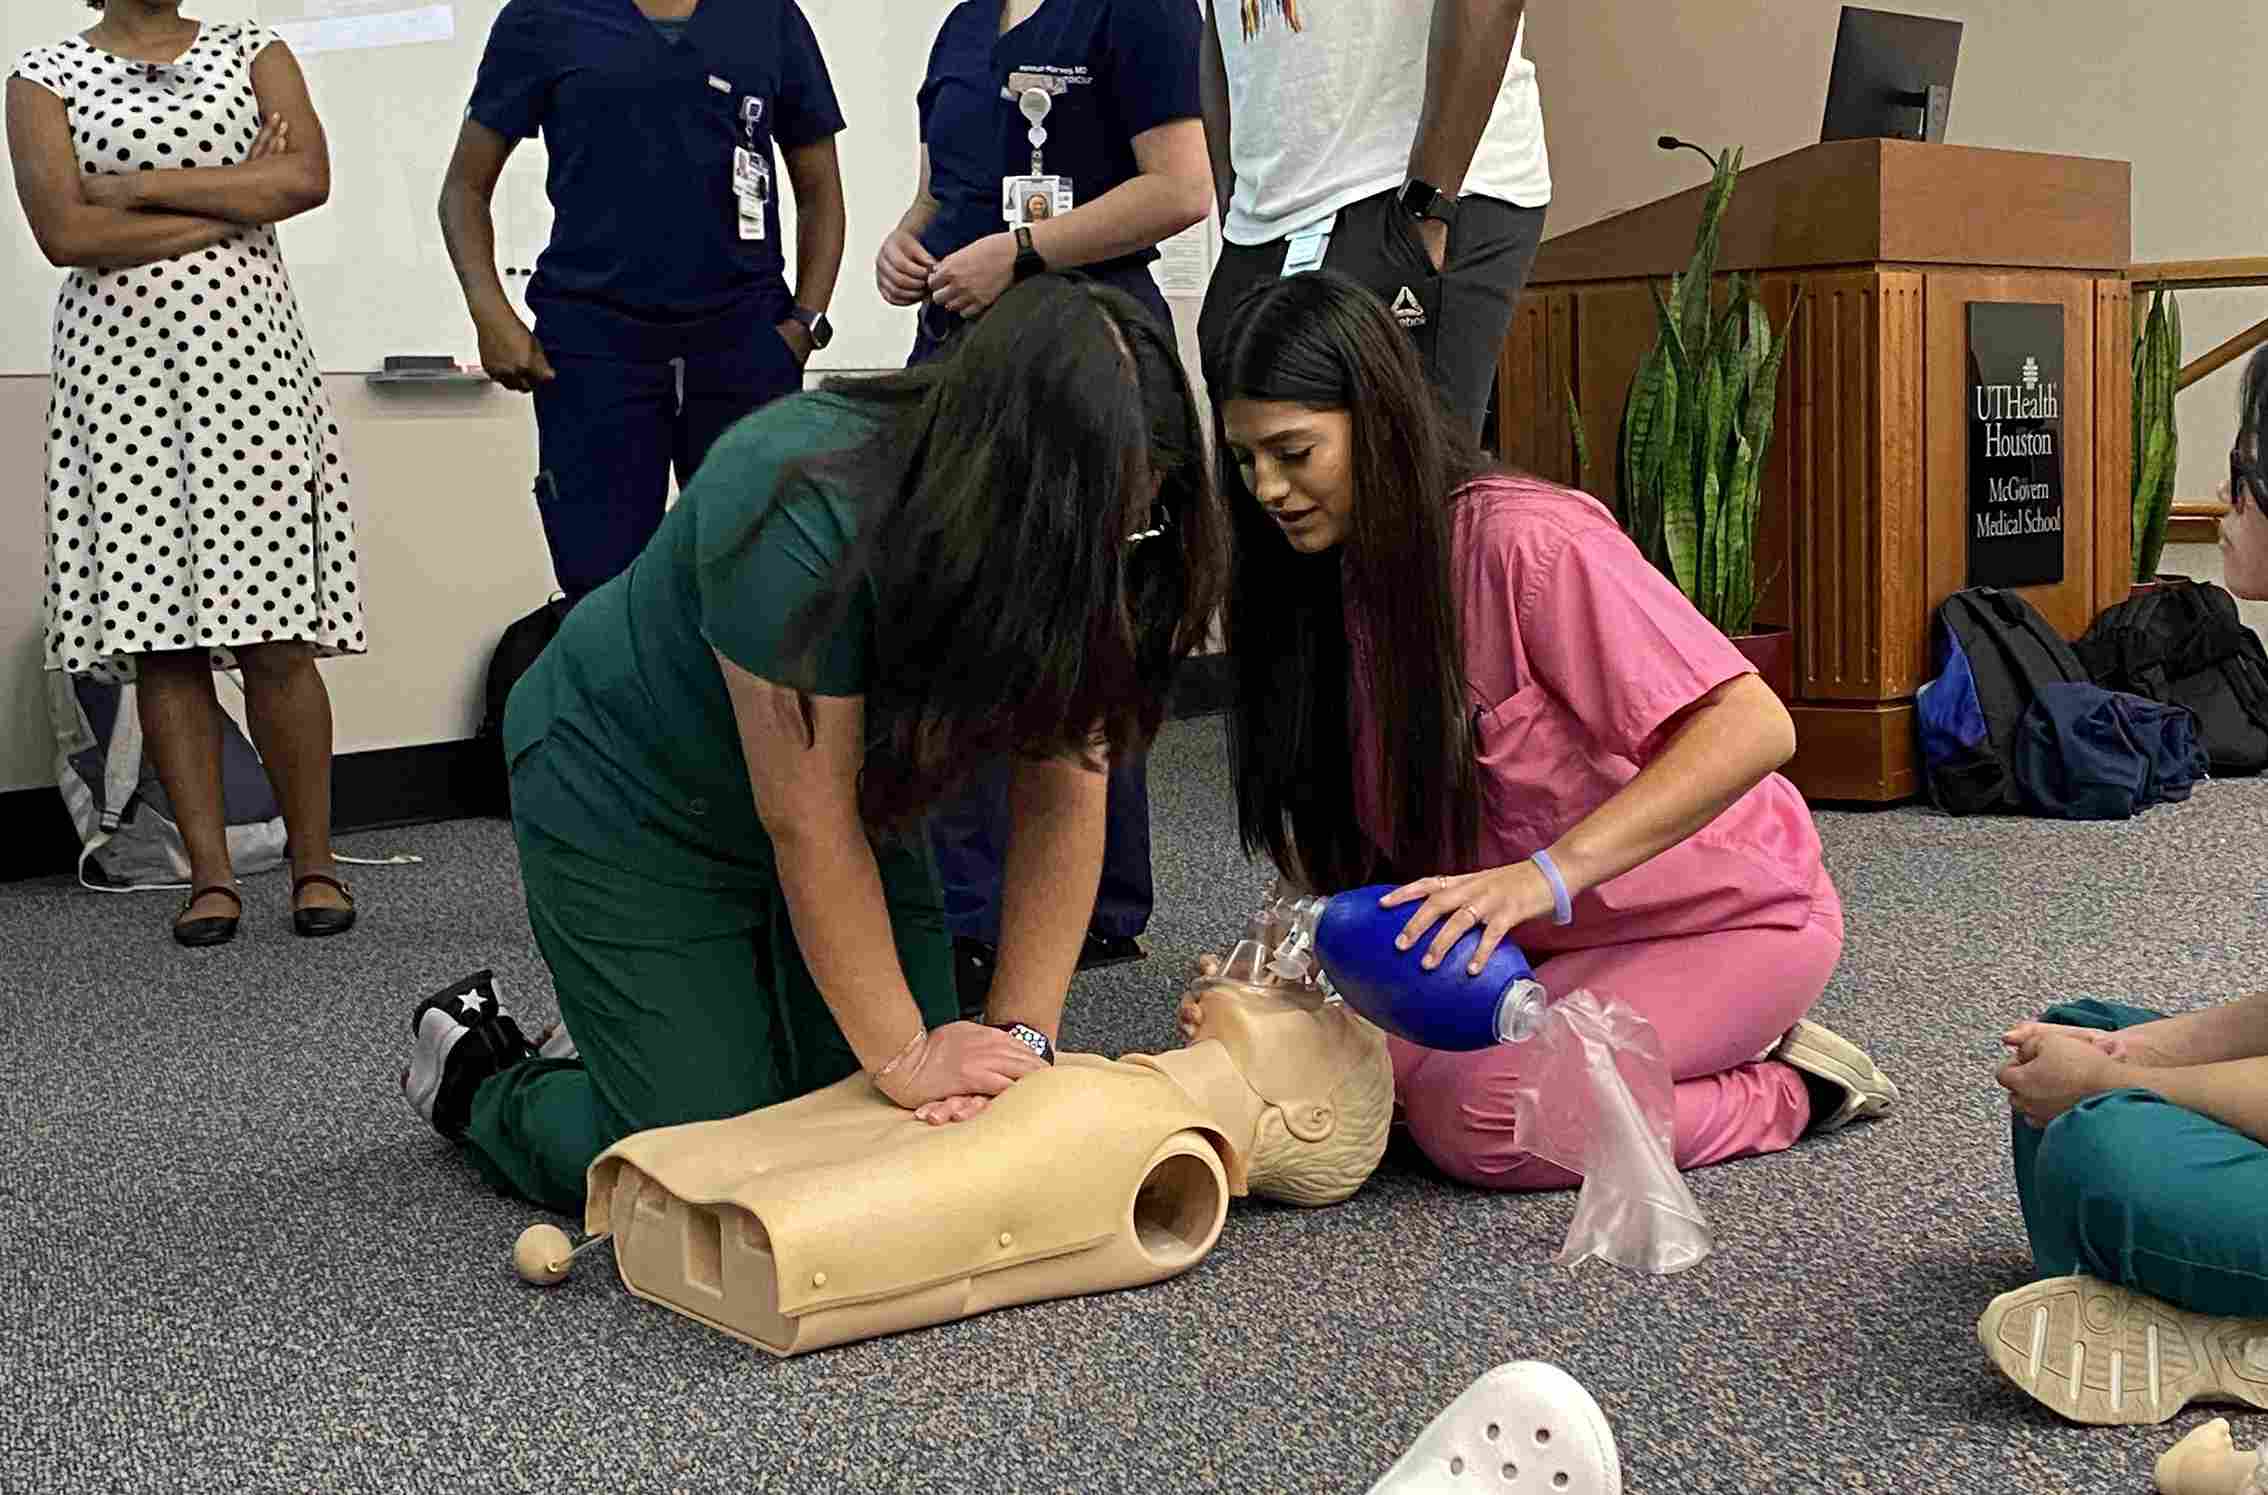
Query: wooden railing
2131 257 2268 543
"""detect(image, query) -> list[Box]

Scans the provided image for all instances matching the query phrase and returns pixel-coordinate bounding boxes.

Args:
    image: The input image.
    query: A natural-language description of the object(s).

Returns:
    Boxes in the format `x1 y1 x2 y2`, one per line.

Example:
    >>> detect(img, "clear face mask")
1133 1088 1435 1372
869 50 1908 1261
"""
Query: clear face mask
1201 877 1714 1275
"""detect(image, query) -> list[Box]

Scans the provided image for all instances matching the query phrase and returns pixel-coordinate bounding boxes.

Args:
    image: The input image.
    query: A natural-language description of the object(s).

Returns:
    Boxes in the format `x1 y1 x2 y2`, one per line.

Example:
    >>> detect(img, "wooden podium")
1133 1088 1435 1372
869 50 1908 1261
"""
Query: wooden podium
1496 139 2133 802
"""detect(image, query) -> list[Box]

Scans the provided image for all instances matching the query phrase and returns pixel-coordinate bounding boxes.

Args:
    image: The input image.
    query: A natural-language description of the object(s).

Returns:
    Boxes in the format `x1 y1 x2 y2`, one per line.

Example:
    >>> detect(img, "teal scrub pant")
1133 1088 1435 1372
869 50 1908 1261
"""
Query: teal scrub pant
2013 999 2268 1317
461 750 959 1216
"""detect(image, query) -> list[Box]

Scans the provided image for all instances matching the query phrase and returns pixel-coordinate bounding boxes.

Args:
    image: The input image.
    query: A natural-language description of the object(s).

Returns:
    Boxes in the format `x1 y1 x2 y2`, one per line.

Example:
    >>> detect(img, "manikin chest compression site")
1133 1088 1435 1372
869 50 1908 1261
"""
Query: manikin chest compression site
1228 882 1714 1276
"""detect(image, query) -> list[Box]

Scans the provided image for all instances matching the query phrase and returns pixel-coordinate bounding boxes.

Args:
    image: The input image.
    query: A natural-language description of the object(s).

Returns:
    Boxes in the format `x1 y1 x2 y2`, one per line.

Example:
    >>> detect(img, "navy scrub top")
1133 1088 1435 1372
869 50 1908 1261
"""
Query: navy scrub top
918 0 1200 296
467 0 845 359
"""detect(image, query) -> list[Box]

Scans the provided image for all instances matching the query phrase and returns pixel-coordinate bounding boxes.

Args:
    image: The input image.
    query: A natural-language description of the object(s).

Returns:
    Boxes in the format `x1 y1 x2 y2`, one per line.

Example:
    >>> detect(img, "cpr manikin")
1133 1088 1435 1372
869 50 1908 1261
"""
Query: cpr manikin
575 972 1393 1356
2156 1420 2268 1495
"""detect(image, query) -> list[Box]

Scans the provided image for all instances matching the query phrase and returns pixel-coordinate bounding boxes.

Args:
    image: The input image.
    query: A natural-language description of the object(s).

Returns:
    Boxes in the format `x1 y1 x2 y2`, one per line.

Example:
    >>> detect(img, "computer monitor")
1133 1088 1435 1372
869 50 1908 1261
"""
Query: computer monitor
1821 6 1963 144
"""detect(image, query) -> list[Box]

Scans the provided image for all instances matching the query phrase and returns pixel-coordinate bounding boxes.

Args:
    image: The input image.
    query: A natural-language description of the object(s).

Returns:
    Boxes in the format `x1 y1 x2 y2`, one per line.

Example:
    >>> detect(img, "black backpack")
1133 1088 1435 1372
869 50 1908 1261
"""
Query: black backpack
1916 588 2093 814
472 595 573 816
2076 580 2268 775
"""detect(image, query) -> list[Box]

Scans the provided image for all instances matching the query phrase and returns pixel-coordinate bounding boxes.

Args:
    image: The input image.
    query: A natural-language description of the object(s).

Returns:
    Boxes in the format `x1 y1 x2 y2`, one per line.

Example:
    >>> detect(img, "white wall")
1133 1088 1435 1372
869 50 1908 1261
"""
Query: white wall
4 0 2263 793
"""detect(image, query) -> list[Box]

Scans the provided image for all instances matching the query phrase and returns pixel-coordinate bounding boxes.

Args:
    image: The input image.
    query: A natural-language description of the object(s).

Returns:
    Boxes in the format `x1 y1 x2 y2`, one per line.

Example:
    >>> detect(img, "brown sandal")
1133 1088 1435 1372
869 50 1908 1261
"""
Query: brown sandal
291 872 357 938
173 885 242 948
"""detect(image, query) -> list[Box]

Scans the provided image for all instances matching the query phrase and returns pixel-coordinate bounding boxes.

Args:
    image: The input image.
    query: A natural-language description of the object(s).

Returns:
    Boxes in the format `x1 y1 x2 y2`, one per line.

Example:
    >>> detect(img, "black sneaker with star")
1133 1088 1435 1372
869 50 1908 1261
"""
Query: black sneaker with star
401 969 535 1141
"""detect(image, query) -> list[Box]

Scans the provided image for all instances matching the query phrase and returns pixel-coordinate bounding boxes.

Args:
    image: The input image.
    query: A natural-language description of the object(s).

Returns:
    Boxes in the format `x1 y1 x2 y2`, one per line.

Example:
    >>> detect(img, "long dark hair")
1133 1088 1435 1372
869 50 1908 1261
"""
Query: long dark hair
2241 345 2268 460
720 274 1225 832
1212 271 1491 891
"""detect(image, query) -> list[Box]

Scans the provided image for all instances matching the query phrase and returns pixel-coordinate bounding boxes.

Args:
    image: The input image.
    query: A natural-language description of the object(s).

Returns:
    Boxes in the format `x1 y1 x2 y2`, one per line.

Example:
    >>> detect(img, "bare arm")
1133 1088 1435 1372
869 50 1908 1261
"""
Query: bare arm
437 118 554 391
722 661 929 1069
1548 674 1795 895
1387 673 1798 970
437 118 519 339
95 42 328 225
1200 0 1235 224
983 752 1110 1045
895 145 941 242
875 146 939 306
1024 119 1211 270
2012 992 2268 1070
927 119 1212 318
1407 0 1527 199
2102 1054 2268 1148
720 654 1047 1105
7 76 234 270
778 134 845 350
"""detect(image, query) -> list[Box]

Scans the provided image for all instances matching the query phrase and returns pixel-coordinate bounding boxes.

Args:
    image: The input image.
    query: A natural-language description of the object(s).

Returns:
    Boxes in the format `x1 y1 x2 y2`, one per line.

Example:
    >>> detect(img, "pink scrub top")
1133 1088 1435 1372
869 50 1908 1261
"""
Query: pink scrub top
1346 474 1830 955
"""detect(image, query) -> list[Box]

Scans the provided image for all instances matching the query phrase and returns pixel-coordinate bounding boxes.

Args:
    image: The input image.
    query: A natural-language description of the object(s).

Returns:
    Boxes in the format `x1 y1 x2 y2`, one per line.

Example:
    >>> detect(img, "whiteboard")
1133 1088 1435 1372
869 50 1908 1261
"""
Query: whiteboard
0 1 1021 375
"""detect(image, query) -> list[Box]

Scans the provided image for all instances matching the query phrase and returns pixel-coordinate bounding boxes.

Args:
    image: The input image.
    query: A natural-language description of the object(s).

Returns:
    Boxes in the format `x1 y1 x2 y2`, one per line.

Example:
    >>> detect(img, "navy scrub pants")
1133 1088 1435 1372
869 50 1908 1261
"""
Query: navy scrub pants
908 269 1165 948
531 327 806 600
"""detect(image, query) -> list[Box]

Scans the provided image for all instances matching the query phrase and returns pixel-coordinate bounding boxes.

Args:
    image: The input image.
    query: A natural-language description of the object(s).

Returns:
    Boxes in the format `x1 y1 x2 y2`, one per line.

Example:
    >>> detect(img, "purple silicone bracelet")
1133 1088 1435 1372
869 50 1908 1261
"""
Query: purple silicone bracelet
1530 849 1574 926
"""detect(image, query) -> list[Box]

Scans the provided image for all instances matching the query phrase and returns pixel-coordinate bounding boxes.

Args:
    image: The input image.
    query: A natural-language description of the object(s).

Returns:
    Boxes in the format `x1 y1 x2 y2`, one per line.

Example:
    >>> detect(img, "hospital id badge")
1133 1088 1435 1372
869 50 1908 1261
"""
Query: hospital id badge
1281 213 1336 277
733 146 769 240
1002 174 1073 227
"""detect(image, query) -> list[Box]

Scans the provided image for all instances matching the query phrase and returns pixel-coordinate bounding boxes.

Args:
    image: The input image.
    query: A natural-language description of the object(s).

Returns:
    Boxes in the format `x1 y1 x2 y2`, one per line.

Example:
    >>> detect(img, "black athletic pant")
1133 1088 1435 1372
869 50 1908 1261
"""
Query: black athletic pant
1198 188 1547 436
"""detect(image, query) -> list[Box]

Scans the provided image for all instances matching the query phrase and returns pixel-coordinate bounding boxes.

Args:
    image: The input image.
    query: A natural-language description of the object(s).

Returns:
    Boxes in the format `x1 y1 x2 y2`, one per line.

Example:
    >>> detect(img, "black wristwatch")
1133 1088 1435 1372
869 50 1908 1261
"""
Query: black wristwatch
1012 226 1048 283
1398 177 1461 227
994 1021 1056 1065
787 304 833 350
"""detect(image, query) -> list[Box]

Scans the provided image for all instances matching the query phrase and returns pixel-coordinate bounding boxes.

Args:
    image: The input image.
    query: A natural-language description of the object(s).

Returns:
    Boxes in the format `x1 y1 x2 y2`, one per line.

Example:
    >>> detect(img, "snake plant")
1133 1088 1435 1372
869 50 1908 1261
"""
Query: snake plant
1609 145 1800 637
2130 286 2182 583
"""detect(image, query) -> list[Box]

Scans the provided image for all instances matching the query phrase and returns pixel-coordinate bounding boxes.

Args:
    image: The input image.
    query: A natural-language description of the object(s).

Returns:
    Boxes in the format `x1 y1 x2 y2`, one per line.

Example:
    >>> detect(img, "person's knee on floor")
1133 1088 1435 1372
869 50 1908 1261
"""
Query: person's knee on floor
2023 1087 2165 1280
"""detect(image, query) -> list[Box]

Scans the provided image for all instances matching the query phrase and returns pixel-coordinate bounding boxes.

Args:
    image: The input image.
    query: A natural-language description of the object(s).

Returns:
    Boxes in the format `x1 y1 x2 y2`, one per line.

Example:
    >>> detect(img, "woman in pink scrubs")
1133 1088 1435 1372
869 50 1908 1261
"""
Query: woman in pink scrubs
1206 271 1898 1190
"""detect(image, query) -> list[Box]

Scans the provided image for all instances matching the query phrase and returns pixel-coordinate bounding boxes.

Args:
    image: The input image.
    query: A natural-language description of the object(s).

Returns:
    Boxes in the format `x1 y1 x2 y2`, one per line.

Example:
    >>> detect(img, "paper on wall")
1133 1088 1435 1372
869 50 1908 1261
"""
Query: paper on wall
257 1 454 56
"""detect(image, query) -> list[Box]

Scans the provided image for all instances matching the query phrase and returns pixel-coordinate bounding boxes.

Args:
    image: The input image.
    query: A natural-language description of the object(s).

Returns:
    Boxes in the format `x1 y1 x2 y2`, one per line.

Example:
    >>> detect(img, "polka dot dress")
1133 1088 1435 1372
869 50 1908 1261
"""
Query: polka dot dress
12 22 365 683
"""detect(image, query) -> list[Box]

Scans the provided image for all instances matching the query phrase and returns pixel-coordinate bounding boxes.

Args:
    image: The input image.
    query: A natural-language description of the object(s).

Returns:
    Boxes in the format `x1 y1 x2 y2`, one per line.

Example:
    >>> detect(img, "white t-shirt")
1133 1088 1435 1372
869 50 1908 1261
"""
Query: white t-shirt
1216 3 1551 246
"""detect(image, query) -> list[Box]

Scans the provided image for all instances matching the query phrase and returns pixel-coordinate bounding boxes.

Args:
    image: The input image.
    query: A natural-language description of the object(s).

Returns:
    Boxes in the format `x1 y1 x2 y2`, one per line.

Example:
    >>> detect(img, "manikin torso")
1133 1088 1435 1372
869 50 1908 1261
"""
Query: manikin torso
587 980 1392 1355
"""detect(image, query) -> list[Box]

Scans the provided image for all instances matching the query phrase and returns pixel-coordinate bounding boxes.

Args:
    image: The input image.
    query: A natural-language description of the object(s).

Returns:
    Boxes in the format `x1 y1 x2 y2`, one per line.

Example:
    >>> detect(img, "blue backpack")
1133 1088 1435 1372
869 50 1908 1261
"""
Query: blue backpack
1917 588 2205 819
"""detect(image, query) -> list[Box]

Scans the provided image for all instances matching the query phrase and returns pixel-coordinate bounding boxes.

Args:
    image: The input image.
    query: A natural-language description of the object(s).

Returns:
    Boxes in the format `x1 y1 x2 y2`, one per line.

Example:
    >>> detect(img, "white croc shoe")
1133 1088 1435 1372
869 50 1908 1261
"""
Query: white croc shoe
1367 1361 1621 1495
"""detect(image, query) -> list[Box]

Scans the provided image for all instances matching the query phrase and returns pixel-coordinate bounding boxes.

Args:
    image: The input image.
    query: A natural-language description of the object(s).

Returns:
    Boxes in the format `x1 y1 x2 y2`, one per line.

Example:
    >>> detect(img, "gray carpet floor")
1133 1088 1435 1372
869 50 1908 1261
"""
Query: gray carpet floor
4 716 2265 1494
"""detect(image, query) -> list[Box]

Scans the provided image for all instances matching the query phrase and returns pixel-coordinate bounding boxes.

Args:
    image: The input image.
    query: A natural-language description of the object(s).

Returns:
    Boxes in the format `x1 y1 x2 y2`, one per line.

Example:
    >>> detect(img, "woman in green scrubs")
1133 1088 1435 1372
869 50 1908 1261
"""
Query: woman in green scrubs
401 276 1225 1214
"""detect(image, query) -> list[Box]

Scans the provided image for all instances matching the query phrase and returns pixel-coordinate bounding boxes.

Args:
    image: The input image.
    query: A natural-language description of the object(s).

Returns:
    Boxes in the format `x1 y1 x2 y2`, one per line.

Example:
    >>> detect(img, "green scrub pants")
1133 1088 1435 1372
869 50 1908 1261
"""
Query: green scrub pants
462 745 959 1215
2013 999 2268 1317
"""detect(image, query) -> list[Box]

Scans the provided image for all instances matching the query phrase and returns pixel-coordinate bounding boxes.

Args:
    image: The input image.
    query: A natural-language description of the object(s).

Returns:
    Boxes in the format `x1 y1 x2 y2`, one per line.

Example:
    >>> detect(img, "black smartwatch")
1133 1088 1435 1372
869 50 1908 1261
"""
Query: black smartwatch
787 304 832 350
1012 226 1048 283
1397 177 1461 227
994 1021 1055 1065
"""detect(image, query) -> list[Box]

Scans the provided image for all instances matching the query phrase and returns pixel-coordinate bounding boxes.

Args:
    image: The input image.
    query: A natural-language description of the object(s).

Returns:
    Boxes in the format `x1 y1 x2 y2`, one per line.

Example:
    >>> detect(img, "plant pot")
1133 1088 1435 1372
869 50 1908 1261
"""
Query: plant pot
1730 627 1793 702
2128 572 2194 602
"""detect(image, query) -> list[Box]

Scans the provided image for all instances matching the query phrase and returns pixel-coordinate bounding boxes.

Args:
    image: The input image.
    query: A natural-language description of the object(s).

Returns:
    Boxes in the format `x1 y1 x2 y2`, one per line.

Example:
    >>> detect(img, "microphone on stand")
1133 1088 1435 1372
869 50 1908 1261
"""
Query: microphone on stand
1656 134 1722 173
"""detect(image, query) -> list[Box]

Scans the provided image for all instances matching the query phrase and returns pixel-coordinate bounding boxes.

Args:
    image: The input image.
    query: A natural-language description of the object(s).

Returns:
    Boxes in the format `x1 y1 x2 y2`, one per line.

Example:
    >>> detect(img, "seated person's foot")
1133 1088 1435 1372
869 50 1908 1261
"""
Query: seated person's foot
401 968 537 1140
1077 932 1146 971
1772 1018 1898 1133
1977 1274 2268 1426
1367 1360 1621 1494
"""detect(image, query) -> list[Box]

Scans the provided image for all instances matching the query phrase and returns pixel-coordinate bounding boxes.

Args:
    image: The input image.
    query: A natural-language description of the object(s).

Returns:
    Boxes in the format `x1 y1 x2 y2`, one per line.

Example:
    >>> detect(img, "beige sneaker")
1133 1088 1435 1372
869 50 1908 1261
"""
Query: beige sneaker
1772 1018 1898 1133
1977 1275 2268 1426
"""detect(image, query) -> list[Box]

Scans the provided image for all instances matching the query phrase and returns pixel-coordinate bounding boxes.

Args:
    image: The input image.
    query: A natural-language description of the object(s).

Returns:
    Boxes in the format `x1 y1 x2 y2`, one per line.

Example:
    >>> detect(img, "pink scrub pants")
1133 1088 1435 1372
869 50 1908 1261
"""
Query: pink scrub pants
1388 884 1845 1190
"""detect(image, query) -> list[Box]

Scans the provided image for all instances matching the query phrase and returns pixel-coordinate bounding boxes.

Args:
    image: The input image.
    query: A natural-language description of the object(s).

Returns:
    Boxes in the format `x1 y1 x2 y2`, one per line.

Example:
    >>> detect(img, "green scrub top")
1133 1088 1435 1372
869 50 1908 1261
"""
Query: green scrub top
503 391 881 887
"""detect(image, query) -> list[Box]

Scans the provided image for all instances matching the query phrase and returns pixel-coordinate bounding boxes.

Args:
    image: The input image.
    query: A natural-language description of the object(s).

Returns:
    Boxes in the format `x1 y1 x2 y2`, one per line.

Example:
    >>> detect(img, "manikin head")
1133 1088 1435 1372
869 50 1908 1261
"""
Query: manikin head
2222 348 2268 601
1180 977 1392 1207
